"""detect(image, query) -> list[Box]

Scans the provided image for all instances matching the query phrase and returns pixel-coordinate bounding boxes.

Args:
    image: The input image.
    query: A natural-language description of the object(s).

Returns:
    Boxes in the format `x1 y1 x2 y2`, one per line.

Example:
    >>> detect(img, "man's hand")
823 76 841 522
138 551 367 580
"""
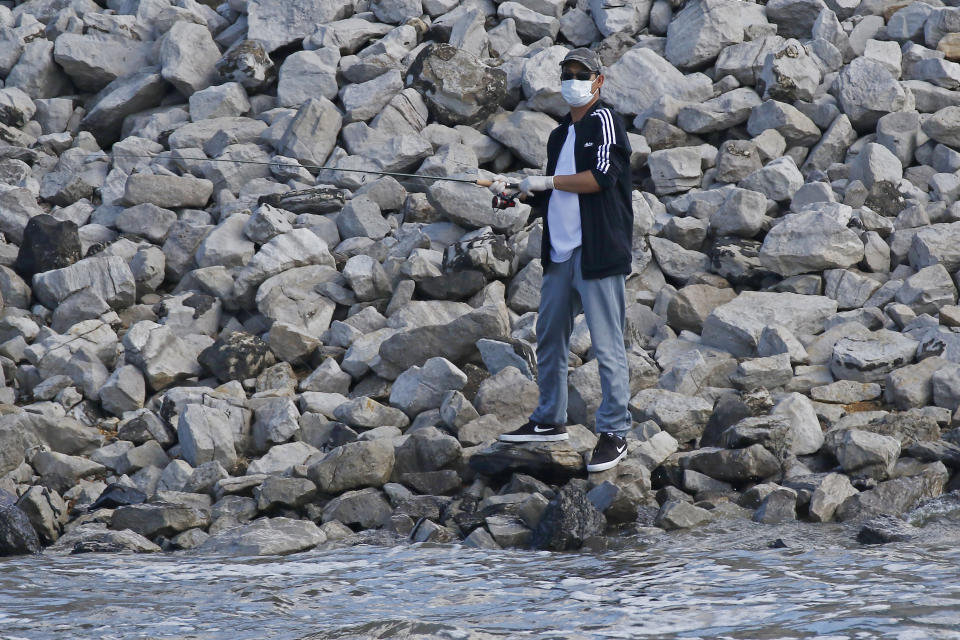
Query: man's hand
487 174 510 194
518 175 554 197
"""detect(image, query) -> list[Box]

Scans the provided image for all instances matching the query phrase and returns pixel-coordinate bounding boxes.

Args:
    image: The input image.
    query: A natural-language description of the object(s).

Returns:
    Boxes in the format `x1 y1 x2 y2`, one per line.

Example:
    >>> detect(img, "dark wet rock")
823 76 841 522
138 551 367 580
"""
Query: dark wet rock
321 487 392 530
377 304 510 374
392 427 461 477
701 390 774 448
655 499 712 530
88 484 147 511
111 503 211 538
198 332 276 383
752 487 798 524
13 214 81 281
258 186 346 214
469 441 585 484
199 517 326 556
836 463 949 521
50 524 161 554
415 270 487 301
905 441 960 469
857 515 917 544
407 43 508 126
685 445 782 484
530 480 606 551
0 491 41 556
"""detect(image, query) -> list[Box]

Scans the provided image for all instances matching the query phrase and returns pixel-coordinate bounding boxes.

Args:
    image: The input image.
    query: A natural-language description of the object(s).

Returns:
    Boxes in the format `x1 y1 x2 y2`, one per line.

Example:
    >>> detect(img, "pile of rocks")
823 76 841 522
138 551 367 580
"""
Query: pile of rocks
2 0 960 557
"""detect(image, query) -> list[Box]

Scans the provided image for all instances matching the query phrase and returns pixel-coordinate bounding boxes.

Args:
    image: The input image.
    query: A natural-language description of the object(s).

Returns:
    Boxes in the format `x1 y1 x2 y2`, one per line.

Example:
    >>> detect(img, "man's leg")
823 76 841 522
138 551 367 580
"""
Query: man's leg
573 255 631 436
529 256 580 427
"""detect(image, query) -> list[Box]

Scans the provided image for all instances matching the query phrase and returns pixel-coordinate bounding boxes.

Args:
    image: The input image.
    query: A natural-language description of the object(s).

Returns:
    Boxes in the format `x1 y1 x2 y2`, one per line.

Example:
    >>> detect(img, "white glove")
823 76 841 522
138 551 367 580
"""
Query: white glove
518 175 554 197
487 174 510 194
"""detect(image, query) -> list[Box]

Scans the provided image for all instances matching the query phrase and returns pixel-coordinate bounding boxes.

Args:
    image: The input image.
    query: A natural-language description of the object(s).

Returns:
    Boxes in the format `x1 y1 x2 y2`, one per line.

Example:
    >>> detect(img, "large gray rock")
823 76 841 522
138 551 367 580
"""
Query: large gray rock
81 67 167 146
198 517 326 556
389 357 467 418
758 38 821 102
809 473 859 523
111 503 210 538
216 40 276 91
765 0 826 38
665 0 744 70
6 40 71 100
1 497 44 556
247 0 350 52
603 47 713 116
655 500 713 530
647 147 703 195
469 441 584 483
321 487 392 529
746 101 820 147
759 210 864 277
770 392 825 455
701 291 838 357
250 397 300 453
837 57 910 131
33 256 135 310
276 48 339 106
122 321 203 391
629 389 713 443
677 88 761 134
836 464 947 521
409 43 507 127
923 106 960 148
474 366 539 425
123 174 214 209
308 439 395 494
177 404 238 471
377 304 510 375
486 109 556 170
49 523 161 554
530 481 606 551
831 330 918 383
277 97 343 168
53 34 153 93
685 444 781 483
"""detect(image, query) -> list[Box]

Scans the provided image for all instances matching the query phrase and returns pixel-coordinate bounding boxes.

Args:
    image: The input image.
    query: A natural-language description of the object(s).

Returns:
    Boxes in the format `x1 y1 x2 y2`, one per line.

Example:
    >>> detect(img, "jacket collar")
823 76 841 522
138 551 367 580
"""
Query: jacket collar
559 99 606 126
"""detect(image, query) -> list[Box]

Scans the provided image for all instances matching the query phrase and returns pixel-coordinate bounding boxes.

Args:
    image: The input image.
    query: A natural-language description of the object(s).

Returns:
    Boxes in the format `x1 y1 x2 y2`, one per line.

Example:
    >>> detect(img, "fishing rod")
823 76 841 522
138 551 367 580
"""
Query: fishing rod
90 153 527 209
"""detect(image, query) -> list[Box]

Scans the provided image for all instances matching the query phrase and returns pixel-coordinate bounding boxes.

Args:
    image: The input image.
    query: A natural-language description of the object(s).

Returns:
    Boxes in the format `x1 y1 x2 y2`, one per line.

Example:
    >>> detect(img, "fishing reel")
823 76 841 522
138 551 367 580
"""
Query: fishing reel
492 191 520 209
491 182 523 210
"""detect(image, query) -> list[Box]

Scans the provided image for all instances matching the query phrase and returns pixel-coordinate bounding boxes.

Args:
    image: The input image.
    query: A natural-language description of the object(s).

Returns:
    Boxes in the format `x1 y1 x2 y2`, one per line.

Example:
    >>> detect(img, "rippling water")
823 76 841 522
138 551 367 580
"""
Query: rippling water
3 518 960 640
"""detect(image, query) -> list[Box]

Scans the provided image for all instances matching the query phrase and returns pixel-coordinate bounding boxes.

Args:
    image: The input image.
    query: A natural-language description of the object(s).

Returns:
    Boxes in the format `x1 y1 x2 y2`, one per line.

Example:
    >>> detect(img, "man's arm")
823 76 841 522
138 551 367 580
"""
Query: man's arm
553 171 601 194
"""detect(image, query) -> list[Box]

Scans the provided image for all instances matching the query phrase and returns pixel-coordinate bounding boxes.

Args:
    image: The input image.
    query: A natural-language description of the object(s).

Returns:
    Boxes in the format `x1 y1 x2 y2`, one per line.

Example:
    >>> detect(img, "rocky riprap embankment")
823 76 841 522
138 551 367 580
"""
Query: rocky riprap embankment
2 0 960 556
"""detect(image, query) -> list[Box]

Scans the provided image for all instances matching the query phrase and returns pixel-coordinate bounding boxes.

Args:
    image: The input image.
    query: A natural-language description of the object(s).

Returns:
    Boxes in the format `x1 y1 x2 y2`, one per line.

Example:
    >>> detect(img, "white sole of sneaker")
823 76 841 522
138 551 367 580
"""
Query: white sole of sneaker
586 449 628 473
498 433 570 442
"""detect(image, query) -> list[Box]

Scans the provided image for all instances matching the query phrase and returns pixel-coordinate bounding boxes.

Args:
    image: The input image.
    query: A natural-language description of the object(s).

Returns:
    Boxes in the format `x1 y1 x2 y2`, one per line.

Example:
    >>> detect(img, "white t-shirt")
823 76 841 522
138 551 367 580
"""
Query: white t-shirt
547 124 581 263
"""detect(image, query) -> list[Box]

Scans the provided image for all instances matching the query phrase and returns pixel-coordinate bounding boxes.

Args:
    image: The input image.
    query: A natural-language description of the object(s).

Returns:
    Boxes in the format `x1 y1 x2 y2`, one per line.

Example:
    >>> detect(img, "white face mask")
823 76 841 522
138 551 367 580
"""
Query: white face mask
560 79 596 107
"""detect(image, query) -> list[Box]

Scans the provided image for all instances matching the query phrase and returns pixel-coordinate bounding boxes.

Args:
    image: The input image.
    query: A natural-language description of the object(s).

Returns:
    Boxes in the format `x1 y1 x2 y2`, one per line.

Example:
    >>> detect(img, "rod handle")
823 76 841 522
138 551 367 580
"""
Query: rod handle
475 178 524 198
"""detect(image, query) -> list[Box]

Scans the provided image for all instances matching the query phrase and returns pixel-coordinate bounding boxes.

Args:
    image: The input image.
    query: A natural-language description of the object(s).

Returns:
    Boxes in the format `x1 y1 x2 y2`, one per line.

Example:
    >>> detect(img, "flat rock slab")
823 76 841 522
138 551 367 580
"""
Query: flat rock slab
701 291 838 357
857 515 917 544
198 517 327 556
111 503 210 538
469 441 584 483
531 481 606 551
49 524 160 554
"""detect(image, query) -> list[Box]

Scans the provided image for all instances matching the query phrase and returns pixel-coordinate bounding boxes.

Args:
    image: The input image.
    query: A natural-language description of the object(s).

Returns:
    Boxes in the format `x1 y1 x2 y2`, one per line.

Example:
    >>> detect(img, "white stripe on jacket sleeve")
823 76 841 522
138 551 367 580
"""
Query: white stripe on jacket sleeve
593 108 615 174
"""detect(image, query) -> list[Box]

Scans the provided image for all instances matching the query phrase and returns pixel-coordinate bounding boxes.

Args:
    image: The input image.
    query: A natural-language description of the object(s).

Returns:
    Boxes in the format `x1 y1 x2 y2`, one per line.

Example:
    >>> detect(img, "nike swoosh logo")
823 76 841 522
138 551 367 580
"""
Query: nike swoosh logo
533 426 553 433
616 444 626 453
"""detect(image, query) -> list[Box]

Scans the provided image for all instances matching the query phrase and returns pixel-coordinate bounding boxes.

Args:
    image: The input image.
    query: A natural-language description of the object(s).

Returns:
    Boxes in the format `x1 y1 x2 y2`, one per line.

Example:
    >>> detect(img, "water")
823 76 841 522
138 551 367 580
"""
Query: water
3 518 960 640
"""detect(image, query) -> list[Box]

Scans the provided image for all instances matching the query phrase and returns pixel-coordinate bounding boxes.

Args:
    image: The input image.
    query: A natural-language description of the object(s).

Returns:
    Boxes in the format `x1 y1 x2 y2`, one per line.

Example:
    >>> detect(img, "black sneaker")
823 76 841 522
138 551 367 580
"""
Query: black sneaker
498 420 569 443
587 432 628 473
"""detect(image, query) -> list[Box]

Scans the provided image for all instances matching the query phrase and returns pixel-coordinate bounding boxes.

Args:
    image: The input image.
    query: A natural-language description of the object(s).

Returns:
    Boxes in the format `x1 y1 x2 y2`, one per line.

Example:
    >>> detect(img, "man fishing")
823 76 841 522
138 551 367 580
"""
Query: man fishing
489 48 635 473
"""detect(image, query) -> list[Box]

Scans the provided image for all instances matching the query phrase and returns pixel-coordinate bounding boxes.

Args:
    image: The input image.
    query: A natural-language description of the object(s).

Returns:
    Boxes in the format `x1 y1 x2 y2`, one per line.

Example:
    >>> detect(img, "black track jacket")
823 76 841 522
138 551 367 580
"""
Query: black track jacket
527 100 633 280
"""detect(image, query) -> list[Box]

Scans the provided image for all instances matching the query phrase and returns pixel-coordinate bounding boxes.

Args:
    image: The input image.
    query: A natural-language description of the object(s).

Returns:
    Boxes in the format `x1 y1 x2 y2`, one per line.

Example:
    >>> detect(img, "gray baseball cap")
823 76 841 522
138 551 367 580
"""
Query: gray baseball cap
559 47 602 74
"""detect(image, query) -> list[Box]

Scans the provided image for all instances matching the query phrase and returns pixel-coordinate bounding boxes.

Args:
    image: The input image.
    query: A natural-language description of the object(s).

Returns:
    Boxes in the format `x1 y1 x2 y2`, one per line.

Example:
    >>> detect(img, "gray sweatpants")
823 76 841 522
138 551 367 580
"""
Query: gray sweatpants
529 247 632 435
